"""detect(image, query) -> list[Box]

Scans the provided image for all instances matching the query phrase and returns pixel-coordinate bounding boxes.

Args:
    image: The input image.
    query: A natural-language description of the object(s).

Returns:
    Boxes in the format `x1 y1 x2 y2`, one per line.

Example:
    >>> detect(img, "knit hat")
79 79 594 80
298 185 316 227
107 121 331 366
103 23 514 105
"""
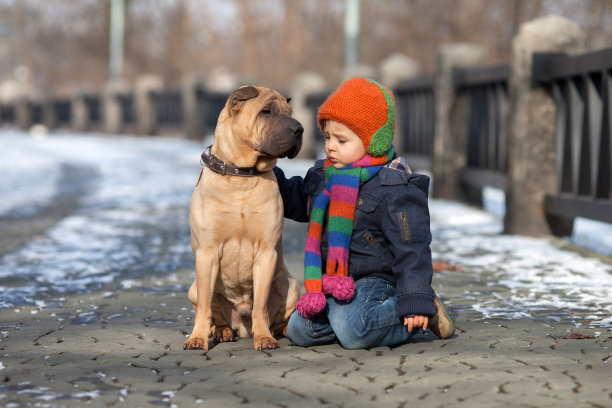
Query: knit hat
318 77 395 157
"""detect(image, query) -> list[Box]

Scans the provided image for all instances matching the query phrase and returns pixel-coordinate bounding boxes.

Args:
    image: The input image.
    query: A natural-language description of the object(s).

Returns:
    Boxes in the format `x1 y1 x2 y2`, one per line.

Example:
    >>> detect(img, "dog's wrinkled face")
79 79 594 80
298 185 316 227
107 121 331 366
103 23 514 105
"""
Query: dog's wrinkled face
225 86 303 160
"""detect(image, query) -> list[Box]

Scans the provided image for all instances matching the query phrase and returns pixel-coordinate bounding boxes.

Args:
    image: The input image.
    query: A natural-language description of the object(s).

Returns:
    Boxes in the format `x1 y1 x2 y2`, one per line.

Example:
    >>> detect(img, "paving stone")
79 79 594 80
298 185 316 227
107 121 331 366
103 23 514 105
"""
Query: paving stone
1 253 611 407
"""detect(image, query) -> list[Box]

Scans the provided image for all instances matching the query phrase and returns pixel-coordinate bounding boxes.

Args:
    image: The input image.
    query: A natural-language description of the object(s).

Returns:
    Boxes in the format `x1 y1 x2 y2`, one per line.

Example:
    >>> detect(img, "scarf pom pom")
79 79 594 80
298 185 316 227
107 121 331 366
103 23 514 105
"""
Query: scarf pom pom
296 291 327 318
322 274 356 301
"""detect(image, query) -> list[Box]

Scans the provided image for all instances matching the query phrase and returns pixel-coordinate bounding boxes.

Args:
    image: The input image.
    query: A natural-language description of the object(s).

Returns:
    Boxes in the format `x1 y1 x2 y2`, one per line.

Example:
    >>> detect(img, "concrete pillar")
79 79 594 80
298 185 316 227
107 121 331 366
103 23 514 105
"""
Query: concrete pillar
103 80 130 134
432 43 486 199
379 53 420 154
134 74 163 135
15 97 31 130
71 91 89 132
380 53 420 88
182 74 205 140
504 15 586 236
342 64 377 81
289 72 327 159
42 97 57 130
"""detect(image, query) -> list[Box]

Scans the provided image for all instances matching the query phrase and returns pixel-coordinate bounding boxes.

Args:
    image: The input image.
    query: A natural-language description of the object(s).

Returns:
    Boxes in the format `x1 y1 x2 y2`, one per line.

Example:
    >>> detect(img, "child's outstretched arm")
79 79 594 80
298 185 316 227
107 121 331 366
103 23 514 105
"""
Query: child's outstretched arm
273 165 322 222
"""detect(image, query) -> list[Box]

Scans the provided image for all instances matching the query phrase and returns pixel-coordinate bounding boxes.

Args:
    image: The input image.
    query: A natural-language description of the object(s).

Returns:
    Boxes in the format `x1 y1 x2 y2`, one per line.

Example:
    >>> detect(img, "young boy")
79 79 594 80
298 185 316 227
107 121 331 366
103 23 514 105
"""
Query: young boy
274 77 454 349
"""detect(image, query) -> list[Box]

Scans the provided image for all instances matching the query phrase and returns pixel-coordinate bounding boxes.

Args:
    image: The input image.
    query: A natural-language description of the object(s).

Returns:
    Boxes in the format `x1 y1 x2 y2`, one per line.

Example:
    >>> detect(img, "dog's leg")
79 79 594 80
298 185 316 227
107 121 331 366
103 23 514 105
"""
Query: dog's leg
211 294 236 342
251 247 279 351
183 248 218 350
268 268 300 337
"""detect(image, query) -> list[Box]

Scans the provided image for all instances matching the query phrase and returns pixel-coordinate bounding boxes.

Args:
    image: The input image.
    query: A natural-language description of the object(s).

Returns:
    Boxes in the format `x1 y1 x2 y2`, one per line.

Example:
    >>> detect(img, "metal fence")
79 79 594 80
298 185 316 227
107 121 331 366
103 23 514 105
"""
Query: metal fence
394 77 435 171
454 64 510 193
53 99 72 128
29 102 44 126
533 48 612 224
84 94 103 129
116 93 135 127
151 89 183 131
0 104 15 125
304 90 328 158
196 89 230 136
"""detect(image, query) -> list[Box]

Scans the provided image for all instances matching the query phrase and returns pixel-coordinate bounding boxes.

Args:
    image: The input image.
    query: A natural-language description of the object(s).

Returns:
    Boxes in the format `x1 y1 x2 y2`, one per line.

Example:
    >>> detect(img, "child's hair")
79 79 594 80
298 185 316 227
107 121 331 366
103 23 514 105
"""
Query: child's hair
317 77 395 157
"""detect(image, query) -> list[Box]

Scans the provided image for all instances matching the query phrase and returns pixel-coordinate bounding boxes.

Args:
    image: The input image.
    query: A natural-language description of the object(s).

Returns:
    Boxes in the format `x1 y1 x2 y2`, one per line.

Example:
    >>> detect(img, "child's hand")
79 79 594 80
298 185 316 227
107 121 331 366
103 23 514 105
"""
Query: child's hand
404 315 429 333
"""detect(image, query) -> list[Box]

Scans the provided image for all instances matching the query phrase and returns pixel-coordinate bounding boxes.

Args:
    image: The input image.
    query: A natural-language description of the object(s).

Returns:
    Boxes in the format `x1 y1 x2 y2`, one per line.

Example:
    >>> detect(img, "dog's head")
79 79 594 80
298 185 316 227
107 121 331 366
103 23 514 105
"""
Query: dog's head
214 86 303 171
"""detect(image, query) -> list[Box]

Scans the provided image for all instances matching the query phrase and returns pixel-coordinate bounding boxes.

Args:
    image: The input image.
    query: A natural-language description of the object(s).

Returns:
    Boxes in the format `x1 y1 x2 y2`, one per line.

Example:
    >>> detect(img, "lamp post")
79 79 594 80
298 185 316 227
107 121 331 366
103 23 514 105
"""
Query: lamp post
344 0 360 71
109 0 125 81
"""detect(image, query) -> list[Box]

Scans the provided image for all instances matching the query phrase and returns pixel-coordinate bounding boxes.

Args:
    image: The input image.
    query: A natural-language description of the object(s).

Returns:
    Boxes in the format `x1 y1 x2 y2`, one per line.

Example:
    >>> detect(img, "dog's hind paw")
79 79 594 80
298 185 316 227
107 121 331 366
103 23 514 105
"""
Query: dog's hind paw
213 326 235 342
183 336 209 350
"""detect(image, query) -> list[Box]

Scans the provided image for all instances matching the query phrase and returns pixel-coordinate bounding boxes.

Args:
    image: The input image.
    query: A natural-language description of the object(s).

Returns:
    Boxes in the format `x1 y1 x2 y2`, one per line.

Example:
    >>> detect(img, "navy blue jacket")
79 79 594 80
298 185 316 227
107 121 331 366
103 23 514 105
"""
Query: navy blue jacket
274 159 435 319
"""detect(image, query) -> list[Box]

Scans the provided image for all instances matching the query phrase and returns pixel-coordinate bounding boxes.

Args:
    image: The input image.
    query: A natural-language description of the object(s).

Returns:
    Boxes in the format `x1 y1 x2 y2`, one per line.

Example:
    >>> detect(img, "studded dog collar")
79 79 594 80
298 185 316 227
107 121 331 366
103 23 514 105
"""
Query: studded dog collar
200 146 266 177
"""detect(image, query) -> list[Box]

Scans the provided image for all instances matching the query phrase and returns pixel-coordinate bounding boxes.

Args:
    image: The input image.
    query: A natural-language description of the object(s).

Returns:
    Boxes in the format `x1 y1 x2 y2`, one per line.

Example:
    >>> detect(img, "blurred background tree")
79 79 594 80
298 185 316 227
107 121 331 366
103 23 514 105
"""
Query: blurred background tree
0 0 611 97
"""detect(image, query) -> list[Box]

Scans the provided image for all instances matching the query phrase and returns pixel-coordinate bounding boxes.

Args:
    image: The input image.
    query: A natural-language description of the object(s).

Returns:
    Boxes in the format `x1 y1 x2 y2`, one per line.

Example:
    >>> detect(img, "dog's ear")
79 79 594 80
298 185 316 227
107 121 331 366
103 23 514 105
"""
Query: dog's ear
285 97 292 103
230 86 259 113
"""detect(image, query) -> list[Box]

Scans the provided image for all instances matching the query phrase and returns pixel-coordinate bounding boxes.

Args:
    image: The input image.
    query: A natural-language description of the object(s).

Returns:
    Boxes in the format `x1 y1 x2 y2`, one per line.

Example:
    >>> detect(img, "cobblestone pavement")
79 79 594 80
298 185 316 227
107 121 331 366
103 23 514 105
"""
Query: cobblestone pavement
1 244 611 408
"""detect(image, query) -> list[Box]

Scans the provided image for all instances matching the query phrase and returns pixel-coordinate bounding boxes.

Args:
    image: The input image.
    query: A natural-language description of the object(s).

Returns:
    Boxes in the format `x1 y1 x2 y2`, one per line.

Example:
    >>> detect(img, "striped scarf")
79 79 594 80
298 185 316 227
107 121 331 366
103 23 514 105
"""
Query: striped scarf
296 147 395 318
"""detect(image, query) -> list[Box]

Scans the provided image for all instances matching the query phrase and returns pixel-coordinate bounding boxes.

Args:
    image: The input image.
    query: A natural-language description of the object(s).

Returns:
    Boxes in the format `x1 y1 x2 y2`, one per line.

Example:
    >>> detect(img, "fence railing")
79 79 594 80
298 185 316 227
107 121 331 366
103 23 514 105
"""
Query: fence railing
394 77 435 172
84 94 103 129
454 64 510 194
1 30 610 236
0 103 15 125
304 90 328 157
151 89 183 131
533 49 612 224
116 93 136 128
53 99 72 128
195 89 229 137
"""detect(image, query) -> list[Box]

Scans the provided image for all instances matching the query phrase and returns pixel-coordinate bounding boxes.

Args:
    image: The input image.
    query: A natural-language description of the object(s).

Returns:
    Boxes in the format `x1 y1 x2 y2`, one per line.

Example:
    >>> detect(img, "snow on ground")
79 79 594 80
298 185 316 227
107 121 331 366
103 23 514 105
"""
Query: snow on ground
0 130 610 327
430 200 612 327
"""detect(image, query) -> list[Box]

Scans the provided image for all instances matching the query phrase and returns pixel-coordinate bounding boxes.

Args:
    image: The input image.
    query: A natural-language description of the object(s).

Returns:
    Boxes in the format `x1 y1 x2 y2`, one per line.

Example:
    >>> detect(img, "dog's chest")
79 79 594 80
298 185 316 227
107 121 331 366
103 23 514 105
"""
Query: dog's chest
217 238 259 291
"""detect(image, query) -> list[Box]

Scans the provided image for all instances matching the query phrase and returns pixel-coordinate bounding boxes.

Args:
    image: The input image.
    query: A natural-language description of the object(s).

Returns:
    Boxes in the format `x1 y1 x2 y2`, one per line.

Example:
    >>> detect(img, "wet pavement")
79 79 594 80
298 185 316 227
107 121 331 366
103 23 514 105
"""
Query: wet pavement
0 131 611 407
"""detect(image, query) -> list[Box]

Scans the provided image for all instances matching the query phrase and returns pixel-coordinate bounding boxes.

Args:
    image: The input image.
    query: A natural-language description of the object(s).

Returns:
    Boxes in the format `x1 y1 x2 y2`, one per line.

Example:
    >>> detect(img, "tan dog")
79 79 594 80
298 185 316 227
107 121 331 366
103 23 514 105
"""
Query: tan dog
184 86 302 351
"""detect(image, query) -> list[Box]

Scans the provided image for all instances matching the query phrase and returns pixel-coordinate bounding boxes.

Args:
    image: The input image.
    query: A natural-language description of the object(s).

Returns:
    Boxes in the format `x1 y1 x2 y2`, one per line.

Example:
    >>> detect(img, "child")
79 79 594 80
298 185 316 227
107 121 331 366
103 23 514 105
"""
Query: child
274 77 454 349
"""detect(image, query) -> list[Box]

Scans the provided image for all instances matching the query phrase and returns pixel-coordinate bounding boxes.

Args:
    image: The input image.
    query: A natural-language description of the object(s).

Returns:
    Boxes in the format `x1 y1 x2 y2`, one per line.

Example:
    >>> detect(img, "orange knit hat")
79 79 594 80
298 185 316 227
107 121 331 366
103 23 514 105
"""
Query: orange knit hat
318 77 395 157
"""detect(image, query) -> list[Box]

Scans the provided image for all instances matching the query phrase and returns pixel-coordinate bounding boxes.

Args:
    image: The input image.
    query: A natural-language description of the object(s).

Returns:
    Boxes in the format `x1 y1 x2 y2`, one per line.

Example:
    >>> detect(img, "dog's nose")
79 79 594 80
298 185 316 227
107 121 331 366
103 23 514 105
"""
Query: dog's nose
291 124 304 137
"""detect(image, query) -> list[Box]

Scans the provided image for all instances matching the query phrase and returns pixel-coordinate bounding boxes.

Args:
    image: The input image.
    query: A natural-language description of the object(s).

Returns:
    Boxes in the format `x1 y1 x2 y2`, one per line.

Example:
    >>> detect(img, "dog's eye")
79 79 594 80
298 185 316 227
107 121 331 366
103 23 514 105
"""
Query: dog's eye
261 108 272 115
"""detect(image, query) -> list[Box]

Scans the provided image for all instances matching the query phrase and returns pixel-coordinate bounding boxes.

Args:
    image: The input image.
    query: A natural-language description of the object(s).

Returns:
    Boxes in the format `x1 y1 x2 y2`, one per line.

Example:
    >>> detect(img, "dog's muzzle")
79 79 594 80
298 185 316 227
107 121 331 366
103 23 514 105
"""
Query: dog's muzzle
258 117 303 159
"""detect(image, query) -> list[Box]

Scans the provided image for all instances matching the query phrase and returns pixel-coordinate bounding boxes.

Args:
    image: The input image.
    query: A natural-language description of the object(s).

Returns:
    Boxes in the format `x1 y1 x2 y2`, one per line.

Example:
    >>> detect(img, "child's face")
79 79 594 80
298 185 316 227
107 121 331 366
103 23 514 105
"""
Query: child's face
323 121 367 168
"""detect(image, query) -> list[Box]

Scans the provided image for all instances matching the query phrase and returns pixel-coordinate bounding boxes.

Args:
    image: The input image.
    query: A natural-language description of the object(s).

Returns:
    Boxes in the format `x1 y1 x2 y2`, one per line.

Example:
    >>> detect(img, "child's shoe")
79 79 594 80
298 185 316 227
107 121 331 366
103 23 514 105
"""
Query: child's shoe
429 295 455 339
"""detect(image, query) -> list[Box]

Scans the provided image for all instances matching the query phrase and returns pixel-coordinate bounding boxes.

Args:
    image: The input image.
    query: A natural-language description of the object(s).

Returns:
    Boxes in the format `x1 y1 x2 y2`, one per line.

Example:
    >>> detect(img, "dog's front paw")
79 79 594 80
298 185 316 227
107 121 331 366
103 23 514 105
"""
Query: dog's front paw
183 336 209 350
254 336 279 351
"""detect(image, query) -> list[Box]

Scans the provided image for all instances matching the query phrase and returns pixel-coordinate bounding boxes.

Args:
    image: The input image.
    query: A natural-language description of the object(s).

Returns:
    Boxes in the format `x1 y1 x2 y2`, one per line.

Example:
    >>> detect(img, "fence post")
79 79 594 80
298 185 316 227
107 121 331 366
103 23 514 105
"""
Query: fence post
289 72 327 159
182 75 205 140
504 15 586 236
380 53 420 155
15 97 31 130
135 75 163 135
432 43 486 199
103 80 129 134
71 90 89 132
42 97 56 130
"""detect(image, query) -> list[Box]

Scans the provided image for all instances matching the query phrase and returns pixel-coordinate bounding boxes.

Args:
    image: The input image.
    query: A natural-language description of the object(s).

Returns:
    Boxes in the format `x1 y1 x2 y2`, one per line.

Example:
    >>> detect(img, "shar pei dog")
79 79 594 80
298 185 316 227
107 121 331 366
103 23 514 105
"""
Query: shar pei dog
184 86 302 351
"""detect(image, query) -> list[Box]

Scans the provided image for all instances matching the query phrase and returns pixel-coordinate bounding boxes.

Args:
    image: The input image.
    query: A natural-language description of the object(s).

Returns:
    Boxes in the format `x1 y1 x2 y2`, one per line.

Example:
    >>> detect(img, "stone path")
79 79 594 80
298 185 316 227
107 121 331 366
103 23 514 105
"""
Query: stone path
1 249 610 407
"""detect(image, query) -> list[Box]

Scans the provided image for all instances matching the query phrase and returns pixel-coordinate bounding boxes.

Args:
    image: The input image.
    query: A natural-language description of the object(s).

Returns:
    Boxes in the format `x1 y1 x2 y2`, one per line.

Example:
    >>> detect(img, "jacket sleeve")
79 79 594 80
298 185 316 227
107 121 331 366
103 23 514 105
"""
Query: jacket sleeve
273 166 309 222
380 174 435 319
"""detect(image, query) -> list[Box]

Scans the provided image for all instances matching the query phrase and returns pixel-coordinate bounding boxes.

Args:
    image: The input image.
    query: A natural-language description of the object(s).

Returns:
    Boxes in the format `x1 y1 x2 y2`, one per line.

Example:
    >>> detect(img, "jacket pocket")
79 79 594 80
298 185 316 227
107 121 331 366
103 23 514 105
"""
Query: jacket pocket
355 193 379 214
396 211 411 243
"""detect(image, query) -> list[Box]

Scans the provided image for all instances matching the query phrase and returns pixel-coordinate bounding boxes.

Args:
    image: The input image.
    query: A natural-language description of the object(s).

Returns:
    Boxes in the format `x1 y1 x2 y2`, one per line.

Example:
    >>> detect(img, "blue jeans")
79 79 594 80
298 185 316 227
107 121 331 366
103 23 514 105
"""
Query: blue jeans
287 276 419 349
